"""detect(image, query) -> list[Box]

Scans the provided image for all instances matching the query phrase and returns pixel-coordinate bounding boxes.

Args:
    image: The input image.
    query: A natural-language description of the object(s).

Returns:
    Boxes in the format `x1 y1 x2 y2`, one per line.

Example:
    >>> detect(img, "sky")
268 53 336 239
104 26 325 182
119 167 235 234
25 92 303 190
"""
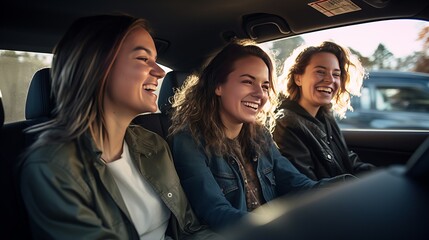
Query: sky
300 19 429 58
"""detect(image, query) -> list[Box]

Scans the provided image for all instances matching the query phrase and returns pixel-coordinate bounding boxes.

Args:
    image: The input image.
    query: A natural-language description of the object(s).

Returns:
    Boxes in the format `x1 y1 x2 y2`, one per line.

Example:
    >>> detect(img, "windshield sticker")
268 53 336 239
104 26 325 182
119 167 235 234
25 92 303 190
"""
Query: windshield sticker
309 0 361 17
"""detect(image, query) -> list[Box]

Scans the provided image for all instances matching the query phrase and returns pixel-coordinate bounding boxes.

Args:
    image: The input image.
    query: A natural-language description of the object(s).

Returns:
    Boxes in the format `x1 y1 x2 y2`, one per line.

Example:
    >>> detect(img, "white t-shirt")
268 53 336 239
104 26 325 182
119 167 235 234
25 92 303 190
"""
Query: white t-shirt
107 141 171 240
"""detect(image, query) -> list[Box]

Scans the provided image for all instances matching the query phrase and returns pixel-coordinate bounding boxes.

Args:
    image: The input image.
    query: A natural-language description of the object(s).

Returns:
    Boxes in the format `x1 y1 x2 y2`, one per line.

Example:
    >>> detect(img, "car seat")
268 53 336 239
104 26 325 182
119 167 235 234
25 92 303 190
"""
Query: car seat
0 67 53 239
0 89 4 128
132 70 189 145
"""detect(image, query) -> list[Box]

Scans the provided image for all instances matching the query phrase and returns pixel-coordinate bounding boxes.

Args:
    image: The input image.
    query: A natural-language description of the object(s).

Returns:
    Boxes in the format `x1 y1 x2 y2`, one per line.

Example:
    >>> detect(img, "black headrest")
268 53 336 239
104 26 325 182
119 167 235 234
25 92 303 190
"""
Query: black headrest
158 71 189 113
0 89 4 128
25 68 54 120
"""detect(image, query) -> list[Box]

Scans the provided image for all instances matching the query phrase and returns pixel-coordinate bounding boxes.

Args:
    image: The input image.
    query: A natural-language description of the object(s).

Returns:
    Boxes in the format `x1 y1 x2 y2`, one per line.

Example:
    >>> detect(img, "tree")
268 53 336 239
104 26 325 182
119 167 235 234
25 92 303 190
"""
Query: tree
396 52 422 71
349 47 371 69
371 43 394 70
269 36 304 75
415 26 429 73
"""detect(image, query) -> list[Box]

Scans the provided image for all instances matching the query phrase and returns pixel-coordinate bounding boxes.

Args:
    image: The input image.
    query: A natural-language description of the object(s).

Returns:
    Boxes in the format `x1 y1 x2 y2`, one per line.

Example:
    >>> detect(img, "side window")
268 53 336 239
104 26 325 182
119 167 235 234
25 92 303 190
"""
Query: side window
260 19 429 131
359 87 371 110
376 86 429 113
374 88 393 111
350 87 370 111
0 50 171 123
0 50 52 123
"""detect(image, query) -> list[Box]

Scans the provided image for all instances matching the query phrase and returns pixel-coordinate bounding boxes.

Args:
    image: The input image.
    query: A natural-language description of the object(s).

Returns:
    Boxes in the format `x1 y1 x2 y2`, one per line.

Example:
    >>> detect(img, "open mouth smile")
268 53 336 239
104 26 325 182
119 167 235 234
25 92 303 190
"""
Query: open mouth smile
143 84 157 92
316 86 333 94
243 101 259 110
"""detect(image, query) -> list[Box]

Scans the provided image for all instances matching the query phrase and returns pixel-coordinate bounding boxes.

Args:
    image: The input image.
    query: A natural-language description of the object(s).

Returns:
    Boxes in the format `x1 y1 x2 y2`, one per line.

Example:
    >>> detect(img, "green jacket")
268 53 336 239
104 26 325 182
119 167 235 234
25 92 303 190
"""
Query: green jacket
19 125 211 240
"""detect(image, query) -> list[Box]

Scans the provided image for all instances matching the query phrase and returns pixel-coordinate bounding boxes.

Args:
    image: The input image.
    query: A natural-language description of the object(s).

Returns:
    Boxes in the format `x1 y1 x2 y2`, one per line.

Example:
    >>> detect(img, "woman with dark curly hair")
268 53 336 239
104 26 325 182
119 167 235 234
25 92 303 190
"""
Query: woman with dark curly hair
273 41 375 181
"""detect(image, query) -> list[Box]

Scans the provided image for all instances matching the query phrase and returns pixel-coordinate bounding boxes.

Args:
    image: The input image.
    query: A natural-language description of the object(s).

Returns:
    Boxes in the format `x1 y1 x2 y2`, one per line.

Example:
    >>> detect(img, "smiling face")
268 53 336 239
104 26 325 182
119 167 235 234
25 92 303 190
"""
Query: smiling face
215 56 269 137
105 27 165 120
295 52 340 117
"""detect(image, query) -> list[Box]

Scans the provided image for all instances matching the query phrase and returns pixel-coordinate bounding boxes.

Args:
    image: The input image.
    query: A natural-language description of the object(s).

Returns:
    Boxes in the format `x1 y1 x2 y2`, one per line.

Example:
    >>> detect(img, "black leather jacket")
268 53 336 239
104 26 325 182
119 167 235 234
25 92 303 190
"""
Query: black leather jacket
273 100 375 181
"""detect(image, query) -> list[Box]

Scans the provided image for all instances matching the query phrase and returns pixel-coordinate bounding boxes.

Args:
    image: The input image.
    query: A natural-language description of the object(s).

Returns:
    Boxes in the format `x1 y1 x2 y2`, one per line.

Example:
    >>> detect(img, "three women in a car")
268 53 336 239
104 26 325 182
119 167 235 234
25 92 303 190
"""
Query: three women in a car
169 39 355 231
273 41 375 181
18 15 372 238
18 14 218 240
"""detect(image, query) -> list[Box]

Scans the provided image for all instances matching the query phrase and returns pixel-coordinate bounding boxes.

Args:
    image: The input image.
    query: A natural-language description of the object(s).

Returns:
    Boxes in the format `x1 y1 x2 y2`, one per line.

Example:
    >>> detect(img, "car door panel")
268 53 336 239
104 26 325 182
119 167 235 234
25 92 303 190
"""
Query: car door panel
342 130 429 167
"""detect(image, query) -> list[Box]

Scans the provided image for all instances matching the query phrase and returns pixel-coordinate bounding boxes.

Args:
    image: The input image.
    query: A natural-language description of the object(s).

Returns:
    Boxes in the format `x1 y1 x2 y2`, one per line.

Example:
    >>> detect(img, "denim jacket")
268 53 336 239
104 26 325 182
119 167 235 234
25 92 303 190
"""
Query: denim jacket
172 130 353 230
19 125 218 240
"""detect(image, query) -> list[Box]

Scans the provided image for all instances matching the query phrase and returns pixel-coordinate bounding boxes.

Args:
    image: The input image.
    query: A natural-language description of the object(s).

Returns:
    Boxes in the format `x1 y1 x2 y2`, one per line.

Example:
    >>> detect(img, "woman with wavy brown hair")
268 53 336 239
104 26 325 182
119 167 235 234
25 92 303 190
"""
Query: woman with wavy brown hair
273 41 375 181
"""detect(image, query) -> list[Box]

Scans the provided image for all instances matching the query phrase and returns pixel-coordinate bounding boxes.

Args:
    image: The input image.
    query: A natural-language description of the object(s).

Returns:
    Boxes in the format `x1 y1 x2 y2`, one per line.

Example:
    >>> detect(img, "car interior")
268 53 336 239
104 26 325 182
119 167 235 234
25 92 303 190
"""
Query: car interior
1 0 429 238
226 136 429 240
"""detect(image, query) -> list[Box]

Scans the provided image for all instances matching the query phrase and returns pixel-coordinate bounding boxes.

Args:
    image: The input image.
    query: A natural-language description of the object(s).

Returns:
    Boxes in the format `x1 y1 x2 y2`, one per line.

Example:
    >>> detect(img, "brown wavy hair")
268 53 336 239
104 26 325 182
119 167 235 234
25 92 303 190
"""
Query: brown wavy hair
169 39 279 157
278 41 365 118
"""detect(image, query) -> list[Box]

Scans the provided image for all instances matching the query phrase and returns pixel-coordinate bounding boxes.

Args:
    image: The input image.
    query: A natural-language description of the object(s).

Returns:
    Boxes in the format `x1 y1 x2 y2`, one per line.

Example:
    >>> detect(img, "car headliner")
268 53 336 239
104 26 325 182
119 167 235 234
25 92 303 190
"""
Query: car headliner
1 0 429 71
